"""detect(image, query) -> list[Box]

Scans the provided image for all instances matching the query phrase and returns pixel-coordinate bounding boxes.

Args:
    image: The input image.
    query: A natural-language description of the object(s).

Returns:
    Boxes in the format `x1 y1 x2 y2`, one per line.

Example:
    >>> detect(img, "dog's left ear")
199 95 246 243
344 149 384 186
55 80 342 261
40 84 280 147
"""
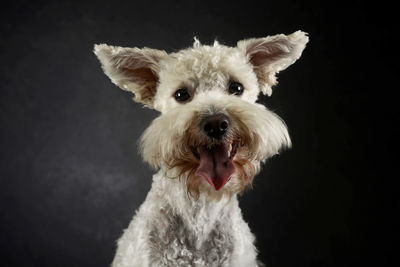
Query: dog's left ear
237 31 309 96
94 44 167 107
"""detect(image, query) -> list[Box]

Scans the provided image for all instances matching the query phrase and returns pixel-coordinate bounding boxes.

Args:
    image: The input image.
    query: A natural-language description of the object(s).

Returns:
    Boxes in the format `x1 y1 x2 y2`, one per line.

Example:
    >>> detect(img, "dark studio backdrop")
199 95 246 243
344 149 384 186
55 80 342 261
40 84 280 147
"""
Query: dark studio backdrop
0 0 397 266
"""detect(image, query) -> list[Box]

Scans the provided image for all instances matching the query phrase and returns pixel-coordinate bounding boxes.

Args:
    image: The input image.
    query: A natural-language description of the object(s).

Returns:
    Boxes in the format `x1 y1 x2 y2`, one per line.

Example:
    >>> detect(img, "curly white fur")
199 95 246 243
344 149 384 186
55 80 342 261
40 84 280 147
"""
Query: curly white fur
94 31 308 267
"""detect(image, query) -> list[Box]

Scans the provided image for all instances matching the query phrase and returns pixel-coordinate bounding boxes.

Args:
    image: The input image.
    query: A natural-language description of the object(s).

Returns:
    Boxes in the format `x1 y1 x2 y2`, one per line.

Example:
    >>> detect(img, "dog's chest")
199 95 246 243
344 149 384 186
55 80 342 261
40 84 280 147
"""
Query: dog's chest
148 207 234 267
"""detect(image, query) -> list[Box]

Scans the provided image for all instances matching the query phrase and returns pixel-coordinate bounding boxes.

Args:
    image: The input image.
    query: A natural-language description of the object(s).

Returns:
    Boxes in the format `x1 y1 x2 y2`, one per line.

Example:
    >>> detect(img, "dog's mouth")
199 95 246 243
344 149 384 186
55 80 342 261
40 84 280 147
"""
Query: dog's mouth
191 140 238 190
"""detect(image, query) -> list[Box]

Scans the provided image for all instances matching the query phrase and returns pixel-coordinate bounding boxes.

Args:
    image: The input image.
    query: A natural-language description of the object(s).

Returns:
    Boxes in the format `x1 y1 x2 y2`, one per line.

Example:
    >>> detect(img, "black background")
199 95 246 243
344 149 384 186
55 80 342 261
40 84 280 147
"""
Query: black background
1 1 397 266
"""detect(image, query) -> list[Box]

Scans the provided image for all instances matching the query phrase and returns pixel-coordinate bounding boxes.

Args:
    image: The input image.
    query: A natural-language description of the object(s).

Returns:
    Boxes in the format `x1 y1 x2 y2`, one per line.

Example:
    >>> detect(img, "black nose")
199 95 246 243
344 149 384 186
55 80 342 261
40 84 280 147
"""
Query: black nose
203 114 230 139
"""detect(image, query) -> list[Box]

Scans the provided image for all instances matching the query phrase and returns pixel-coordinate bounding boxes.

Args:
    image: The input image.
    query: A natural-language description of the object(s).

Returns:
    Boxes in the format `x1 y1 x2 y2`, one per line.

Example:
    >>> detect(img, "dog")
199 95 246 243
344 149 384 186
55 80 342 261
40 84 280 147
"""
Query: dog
94 31 308 267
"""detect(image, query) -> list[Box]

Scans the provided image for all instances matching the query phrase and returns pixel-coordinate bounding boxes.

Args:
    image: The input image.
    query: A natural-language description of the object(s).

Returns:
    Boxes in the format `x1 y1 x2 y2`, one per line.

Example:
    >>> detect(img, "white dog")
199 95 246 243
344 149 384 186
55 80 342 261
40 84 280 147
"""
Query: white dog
94 31 308 267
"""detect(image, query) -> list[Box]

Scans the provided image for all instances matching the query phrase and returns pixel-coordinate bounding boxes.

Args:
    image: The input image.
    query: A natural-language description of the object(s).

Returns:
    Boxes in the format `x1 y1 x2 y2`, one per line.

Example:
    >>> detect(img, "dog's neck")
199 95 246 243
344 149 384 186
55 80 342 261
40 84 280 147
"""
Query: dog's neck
151 170 239 236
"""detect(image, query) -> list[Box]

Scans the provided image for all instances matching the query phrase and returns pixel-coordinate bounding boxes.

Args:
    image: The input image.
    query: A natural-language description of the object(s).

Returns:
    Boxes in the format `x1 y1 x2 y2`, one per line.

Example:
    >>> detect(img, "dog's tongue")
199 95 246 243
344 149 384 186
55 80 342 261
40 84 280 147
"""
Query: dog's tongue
195 144 235 190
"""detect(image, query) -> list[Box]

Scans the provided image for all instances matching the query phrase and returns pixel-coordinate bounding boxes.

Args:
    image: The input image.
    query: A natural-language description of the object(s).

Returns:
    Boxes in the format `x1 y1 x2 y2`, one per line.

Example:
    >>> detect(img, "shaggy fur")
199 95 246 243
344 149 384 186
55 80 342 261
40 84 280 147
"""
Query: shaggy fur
94 31 308 267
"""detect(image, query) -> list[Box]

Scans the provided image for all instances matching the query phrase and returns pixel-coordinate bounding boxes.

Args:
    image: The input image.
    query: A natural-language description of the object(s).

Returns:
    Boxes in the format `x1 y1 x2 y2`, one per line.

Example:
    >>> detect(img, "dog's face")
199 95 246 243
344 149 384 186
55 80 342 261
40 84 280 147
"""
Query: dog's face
95 31 308 199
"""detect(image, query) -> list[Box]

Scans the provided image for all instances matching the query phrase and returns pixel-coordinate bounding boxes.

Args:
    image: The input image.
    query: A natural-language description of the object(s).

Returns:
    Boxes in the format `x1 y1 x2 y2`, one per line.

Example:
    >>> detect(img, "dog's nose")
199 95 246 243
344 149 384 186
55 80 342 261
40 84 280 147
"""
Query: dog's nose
203 114 230 139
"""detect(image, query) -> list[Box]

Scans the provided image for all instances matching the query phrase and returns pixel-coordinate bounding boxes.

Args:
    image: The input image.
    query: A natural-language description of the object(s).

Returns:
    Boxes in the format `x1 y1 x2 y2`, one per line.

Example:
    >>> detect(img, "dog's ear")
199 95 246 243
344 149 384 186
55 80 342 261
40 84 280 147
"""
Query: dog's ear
94 44 167 107
237 31 308 96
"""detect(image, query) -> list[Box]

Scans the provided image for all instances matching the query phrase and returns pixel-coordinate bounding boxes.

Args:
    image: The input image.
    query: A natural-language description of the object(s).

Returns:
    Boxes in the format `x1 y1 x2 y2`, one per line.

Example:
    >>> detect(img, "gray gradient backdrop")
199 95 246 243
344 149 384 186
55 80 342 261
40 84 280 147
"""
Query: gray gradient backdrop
0 0 397 266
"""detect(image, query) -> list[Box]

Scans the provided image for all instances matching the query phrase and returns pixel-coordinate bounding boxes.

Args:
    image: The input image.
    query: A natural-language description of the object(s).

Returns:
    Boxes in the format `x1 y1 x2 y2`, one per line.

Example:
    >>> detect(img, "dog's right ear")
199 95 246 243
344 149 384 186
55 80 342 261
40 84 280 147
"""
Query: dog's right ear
94 44 167 108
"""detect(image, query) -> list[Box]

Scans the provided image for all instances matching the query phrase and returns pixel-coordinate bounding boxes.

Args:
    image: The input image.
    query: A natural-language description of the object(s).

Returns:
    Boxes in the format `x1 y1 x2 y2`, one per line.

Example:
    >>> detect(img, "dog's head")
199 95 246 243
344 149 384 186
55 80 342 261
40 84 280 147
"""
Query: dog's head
94 31 308 199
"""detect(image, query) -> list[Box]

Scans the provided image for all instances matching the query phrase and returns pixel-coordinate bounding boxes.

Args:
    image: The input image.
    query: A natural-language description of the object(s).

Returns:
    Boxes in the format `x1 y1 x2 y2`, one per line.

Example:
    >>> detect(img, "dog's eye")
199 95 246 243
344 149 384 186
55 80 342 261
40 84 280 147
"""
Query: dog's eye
174 88 191 102
228 82 244 96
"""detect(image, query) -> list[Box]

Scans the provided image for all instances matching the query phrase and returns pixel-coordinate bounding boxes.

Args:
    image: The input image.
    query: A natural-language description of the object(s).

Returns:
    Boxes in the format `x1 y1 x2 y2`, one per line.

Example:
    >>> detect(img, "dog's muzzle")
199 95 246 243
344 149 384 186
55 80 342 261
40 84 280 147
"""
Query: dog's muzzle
191 114 238 190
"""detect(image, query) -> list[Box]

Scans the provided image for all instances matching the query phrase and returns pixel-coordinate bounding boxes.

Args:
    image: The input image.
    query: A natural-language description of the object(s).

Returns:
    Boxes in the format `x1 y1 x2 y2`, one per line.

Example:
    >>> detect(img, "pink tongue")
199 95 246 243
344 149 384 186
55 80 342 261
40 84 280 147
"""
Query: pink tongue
195 144 235 190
